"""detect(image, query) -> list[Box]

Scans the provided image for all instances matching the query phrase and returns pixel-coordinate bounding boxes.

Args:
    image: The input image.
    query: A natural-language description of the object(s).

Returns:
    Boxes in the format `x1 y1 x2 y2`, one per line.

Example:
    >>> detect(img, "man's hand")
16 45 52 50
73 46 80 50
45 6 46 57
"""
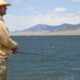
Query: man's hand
11 44 18 53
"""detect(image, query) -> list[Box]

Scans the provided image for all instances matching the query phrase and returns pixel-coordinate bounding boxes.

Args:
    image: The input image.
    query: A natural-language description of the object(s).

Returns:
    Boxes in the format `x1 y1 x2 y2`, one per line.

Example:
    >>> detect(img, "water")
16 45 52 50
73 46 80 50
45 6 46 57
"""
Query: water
7 36 80 80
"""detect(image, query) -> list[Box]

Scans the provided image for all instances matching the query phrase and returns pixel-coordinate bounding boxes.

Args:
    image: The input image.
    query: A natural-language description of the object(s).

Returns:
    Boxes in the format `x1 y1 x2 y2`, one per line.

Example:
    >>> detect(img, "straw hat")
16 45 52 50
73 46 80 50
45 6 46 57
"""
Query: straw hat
0 0 11 6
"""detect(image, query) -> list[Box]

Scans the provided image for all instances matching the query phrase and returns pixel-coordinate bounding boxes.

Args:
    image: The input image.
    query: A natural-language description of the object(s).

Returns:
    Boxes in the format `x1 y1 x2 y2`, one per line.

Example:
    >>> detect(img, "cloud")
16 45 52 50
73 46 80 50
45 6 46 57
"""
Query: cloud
6 0 22 4
26 7 40 15
13 0 22 3
11 0 40 3
27 7 34 11
71 0 80 2
54 7 67 13
5 10 80 32
26 7 36 14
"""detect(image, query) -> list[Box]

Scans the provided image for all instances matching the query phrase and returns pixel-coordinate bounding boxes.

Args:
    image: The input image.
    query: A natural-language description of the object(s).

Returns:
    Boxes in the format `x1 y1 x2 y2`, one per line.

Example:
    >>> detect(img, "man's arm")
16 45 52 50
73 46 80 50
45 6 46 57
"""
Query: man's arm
0 21 18 52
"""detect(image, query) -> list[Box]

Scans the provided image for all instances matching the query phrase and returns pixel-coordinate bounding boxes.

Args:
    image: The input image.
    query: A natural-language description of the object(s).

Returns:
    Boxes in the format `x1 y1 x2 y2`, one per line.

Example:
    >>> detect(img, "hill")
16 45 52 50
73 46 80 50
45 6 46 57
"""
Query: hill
22 23 80 32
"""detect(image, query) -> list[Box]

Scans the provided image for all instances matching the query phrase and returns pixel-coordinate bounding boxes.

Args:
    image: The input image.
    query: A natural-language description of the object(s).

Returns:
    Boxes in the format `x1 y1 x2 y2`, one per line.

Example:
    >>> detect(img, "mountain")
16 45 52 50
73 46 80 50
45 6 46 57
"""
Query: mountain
18 23 80 32
23 24 55 32
59 23 80 30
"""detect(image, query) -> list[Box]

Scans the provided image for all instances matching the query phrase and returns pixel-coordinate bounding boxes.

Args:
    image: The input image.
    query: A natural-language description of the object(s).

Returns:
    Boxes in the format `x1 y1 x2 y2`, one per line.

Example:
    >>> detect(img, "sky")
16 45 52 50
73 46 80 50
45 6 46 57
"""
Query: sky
4 0 80 31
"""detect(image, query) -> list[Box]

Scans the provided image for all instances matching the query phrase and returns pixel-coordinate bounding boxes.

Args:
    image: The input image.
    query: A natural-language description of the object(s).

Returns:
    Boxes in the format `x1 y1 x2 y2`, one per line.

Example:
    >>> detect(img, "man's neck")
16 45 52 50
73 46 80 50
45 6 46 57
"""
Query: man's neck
0 14 3 16
0 15 4 21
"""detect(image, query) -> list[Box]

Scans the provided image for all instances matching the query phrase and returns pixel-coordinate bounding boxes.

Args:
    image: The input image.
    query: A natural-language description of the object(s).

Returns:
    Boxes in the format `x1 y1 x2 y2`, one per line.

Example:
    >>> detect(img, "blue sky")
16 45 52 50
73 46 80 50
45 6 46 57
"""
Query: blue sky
5 0 80 31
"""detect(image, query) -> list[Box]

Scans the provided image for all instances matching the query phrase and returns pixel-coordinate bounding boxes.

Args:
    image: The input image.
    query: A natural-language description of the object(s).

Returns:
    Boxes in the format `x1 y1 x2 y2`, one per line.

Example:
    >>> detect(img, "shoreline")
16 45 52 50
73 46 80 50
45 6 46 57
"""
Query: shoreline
10 29 80 36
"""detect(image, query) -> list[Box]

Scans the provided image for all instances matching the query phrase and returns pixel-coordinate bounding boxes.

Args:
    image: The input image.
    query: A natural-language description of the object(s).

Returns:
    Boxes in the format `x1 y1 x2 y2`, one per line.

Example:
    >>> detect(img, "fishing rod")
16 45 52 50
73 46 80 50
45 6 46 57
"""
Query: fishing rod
16 51 50 57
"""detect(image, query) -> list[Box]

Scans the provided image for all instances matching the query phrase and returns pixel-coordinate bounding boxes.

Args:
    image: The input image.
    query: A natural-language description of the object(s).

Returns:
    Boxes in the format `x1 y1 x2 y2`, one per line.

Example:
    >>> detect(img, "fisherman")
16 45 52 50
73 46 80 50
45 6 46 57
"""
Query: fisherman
0 0 18 80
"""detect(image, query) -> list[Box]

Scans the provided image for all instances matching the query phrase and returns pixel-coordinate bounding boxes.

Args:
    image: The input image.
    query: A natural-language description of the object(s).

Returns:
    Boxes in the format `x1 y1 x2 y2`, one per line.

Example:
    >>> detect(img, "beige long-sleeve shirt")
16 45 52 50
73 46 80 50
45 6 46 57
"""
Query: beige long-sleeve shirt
0 16 18 58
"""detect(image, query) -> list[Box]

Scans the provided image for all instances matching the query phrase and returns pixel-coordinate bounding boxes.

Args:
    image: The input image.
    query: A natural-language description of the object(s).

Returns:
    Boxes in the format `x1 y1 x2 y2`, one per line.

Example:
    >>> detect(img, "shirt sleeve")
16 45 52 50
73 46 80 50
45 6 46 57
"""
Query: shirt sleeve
0 21 18 49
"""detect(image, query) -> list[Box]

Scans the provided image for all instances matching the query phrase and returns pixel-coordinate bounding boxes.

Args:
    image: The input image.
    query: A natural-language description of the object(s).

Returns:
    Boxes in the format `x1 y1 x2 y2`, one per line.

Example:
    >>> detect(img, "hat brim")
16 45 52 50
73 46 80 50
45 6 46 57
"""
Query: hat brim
0 3 11 6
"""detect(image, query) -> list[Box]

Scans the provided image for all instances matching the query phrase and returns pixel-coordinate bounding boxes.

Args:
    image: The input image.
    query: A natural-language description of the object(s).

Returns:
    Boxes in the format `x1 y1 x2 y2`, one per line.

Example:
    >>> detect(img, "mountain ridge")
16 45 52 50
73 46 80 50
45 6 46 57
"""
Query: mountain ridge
16 23 80 32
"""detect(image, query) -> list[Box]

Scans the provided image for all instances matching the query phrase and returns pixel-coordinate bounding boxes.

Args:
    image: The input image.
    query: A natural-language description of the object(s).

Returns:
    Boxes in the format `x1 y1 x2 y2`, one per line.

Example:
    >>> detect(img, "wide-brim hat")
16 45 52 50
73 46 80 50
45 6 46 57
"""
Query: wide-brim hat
0 0 11 6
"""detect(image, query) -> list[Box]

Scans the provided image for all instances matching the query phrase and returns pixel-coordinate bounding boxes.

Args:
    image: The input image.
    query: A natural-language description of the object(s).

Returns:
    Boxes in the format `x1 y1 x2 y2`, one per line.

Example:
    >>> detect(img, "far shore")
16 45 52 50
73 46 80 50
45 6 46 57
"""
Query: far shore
10 29 80 36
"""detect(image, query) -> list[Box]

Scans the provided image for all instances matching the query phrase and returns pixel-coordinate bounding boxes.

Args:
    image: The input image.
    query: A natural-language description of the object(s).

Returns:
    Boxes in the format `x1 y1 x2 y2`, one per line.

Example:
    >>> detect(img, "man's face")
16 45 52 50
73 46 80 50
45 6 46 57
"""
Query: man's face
0 6 7 16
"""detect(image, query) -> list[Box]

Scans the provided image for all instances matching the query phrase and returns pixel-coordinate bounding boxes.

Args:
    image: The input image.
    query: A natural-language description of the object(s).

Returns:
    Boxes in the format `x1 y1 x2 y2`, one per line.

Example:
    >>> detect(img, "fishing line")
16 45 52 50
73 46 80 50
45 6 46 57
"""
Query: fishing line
16 51 51 57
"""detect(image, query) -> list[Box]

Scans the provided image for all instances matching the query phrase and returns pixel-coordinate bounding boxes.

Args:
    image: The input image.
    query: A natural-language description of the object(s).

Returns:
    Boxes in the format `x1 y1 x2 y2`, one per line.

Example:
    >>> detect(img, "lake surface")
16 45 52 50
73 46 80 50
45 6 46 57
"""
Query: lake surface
8 36 80 80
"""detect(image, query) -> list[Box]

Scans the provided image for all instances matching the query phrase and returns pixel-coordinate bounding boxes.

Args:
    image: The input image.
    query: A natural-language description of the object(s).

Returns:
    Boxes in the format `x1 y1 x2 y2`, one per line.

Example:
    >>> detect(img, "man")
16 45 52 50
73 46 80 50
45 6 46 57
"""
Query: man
0 0 18 80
